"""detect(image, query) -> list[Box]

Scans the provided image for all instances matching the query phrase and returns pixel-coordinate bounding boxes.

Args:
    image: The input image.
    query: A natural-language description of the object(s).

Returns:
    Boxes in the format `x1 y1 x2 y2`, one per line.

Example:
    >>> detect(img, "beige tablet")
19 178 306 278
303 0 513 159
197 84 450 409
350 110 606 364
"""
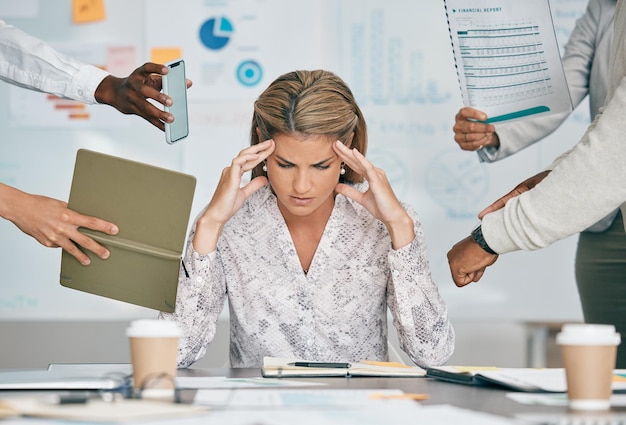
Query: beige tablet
60 149 196 312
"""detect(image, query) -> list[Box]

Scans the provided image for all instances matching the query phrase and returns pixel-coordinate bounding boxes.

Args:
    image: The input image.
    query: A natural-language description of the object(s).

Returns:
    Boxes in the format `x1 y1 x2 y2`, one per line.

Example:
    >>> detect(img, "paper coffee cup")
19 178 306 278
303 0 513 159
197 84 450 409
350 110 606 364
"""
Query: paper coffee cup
556 324 620 410
126 320 181 399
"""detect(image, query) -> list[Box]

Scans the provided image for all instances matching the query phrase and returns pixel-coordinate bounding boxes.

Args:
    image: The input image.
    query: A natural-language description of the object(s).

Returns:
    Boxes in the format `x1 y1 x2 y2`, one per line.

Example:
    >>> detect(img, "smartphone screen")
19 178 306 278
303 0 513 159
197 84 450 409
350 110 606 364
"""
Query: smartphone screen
163 59 189 144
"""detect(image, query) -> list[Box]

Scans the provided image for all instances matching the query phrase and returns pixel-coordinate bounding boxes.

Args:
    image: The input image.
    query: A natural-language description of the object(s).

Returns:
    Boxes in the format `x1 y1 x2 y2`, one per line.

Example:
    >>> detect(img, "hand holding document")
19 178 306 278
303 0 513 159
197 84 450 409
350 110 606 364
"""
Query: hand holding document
443 0 572 123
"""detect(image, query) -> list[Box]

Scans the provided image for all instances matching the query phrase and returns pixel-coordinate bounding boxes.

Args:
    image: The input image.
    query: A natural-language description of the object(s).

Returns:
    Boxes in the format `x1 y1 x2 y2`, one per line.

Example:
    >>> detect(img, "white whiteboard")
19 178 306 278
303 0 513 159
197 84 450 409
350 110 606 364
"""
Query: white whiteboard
0 0 589 321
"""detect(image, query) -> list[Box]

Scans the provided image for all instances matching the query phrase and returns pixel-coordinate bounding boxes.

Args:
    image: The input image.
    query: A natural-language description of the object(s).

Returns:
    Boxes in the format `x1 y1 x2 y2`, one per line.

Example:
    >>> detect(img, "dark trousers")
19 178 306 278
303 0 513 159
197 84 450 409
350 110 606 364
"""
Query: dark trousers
576 210 626 368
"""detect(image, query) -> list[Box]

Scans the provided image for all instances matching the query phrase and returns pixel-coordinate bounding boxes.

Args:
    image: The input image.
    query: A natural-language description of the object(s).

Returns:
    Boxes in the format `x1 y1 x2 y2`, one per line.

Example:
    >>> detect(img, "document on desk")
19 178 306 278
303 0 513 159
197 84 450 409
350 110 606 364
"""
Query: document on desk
194 388 411 408
0 397 209 423
443 0 572 123
176 376 324 389
427 367 626 393
188 398 513 425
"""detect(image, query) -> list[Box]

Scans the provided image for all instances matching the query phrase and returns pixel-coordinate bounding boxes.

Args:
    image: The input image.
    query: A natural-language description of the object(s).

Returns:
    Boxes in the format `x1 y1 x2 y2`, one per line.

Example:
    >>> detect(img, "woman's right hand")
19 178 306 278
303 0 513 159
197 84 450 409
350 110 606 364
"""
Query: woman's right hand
192 139 275 254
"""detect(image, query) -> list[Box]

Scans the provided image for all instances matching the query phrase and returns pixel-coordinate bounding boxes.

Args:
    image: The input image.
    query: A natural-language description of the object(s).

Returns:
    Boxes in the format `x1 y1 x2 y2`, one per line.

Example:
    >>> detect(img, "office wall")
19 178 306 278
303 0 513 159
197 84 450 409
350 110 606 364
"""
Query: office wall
0 0 588 367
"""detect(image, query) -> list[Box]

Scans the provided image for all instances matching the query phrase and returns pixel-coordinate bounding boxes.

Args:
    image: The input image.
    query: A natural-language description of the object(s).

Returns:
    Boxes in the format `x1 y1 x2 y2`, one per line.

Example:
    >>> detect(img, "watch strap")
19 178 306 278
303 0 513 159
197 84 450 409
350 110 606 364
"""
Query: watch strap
471 225 497 255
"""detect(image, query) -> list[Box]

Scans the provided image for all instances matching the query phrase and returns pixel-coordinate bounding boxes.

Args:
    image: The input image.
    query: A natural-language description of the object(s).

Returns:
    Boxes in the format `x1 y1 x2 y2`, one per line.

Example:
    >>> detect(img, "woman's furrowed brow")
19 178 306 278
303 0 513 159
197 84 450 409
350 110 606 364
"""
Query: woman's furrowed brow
275 155 335 166
312 157 335 167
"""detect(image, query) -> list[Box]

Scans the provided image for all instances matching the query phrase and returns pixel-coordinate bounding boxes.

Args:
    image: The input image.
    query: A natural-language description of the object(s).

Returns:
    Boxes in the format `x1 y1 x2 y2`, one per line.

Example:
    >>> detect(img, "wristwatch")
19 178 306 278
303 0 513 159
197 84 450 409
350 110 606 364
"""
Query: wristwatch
470 225 497 255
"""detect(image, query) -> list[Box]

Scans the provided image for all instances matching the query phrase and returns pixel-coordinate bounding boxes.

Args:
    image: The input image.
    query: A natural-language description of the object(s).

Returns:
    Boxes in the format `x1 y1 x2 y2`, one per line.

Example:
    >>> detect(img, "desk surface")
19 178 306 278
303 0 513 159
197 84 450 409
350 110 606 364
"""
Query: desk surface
179 368 625 419
2 366 626 422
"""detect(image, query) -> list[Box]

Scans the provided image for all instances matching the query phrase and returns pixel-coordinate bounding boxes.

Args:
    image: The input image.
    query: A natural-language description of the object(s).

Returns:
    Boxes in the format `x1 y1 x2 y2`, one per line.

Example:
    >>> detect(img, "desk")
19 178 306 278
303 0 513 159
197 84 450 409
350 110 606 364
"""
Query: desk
178 368 624 418
2 367 626 422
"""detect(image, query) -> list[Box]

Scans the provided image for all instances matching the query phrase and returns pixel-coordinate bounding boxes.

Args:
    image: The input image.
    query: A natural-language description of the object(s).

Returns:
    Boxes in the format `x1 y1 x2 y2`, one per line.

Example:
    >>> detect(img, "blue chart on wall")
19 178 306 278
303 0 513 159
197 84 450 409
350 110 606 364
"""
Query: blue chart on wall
236 60 263 87
199 16 233 50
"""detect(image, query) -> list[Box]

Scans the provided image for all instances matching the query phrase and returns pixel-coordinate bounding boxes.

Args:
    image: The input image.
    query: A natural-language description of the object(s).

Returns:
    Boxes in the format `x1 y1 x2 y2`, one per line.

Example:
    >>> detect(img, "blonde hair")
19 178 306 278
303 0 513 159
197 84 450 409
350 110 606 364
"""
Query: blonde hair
250 70 367 184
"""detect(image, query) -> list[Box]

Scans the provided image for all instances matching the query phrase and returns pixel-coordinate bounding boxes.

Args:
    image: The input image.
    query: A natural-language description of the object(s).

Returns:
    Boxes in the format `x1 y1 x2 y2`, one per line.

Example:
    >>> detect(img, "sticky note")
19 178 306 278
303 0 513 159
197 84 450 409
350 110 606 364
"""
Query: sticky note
72 0 106 24
150 48 183 65
360 360 411 369
613 374 626 382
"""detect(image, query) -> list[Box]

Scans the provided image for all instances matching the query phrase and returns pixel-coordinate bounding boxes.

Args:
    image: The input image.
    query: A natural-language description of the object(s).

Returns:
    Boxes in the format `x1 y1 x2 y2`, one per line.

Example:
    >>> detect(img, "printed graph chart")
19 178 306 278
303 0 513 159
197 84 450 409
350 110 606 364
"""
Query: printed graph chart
459 23 553 108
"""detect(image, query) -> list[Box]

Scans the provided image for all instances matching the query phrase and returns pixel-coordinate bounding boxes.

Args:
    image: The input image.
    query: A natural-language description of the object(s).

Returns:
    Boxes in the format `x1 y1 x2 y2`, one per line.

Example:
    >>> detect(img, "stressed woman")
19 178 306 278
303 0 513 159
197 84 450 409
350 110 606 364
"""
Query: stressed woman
160 70 454 368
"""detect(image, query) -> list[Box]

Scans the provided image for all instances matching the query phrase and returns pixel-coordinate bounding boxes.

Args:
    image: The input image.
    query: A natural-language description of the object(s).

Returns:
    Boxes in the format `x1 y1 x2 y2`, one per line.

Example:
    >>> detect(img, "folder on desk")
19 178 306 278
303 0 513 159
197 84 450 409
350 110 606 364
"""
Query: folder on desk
59 149 196 312
426 366 626 393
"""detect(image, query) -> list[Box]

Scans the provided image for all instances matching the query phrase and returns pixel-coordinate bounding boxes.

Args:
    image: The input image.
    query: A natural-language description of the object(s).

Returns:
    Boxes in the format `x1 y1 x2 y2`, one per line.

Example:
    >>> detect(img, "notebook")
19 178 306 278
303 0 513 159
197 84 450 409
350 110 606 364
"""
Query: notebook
59 149 196 312
261 357 425 378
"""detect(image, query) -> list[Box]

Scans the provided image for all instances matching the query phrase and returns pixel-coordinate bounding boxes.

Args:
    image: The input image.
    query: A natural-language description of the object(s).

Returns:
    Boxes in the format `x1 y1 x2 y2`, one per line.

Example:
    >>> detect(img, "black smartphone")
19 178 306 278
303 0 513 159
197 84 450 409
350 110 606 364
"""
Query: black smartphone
162 59 189 144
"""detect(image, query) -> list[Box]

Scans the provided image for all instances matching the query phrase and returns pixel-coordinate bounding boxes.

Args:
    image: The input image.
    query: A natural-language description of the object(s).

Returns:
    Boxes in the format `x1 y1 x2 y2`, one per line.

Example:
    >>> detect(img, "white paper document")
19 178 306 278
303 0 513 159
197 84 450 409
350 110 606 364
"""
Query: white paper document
176 376 324 389
478 368 626 393
194 388 408 408
443 0 572 123
508 392 626 407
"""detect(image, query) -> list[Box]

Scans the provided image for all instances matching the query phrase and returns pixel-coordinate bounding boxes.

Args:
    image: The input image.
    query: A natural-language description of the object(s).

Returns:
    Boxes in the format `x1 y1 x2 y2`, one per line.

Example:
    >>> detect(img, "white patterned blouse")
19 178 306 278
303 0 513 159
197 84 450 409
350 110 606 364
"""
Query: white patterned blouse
159 183 455 368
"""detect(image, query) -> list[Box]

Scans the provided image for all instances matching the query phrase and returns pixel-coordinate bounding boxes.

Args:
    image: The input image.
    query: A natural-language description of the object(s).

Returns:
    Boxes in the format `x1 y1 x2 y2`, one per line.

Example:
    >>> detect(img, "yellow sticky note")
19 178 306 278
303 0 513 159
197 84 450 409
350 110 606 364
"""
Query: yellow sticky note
150 48 183 65
613 374 626 382
369 393 430 401
72 0 106 23
360 360 411 369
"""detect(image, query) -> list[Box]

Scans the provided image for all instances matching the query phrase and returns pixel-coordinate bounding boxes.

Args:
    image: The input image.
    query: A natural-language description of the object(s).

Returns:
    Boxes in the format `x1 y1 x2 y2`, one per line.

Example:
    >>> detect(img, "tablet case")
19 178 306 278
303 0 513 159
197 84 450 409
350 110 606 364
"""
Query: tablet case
60 149 196 312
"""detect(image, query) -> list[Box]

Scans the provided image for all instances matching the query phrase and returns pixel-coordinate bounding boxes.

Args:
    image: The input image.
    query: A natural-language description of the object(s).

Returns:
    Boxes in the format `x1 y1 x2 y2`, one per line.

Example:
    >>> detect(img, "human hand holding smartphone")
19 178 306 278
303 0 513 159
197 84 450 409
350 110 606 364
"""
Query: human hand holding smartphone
162 59 189 144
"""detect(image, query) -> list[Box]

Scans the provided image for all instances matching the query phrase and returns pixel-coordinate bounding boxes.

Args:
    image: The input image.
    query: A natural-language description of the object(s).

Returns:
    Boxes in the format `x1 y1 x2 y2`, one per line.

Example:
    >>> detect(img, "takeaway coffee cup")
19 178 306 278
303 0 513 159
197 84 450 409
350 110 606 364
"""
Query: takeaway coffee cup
556 324 621 410
126 319 181 399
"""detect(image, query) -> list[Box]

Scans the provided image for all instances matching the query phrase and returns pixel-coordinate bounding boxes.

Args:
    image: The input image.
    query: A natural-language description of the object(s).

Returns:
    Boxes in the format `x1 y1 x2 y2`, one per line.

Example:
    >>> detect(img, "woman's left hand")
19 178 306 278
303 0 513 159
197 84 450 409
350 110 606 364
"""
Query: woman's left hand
333 141 414 249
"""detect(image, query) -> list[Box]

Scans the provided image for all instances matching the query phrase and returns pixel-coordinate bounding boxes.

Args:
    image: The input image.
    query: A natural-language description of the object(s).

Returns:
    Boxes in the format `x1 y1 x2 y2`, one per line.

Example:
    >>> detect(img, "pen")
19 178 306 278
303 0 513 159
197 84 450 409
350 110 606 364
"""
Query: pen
288 362 351 368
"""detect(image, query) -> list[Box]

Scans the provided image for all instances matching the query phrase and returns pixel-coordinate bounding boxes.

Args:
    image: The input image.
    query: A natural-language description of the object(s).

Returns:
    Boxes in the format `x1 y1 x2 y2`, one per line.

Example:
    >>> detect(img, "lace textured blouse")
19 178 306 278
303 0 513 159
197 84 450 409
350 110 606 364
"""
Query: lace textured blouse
159 183 455 368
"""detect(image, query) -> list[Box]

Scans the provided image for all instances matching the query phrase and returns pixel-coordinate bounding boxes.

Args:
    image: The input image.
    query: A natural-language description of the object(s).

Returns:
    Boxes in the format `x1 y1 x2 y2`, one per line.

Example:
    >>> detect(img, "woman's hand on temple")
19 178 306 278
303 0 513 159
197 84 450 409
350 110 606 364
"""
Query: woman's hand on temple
193 140 275 254
333 141 414 249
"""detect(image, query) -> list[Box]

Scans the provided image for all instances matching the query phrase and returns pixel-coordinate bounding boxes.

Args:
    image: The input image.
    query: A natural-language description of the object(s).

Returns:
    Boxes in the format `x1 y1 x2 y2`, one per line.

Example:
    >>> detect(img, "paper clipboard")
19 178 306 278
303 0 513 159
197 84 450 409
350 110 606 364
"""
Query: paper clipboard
60 149 196 312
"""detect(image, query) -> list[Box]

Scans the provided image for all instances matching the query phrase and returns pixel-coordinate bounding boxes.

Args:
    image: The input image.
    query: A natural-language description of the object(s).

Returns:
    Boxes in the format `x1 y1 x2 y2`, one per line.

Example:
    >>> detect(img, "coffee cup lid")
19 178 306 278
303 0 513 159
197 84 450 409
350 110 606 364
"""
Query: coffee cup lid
126 319 181 338
556 324 621 346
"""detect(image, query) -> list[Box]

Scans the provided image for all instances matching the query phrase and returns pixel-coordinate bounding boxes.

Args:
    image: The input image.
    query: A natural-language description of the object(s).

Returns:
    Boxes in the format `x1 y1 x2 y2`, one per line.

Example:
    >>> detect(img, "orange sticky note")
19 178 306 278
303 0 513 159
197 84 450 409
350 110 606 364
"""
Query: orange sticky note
369 393 430 401
150 48 183 66
613 374 626 382
72 0 106 23
360 360 412 369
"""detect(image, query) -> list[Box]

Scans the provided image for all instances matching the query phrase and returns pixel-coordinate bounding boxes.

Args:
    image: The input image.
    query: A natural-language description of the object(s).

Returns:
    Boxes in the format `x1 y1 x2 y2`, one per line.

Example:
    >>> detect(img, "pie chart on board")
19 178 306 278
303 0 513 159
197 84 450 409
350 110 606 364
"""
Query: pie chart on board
199 17 233 50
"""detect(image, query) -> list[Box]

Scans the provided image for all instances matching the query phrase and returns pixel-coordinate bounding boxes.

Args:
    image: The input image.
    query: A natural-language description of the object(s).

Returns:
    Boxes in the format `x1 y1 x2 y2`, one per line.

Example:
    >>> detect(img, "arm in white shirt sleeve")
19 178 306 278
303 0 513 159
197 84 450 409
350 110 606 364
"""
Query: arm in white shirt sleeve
386 205 455 368
159 230 228 369
481 76 626 254
0 19 108 104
